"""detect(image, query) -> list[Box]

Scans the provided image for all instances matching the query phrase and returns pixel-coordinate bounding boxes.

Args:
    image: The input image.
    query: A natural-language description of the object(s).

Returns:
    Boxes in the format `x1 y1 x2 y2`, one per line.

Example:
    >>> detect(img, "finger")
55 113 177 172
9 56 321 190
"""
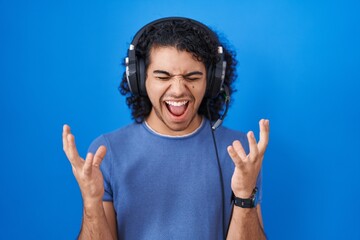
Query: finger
248 131 259 161
232 140 247 160
84 152 94 175
62 124 70 152
66 133 82 168
227 145 244 168
93 145 107 167
258 119 270 155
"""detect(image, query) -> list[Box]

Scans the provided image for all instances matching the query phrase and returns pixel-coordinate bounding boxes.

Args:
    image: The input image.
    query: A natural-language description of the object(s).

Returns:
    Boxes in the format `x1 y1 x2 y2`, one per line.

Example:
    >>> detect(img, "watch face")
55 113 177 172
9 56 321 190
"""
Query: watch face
252 194 256 205
252 187 258 206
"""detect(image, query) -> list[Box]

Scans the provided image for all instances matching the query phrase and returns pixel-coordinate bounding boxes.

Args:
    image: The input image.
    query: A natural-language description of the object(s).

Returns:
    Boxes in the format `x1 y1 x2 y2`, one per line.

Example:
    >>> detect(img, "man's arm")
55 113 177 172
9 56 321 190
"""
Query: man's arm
226 119 269 239
78 201 116 240
103 202 118 239
62 125 116 240
227 204 265 240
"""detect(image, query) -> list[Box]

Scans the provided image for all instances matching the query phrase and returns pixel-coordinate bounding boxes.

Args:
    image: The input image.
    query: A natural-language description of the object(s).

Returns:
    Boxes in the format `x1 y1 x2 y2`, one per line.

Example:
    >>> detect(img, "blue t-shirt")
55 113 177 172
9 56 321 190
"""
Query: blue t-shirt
88 119 262 239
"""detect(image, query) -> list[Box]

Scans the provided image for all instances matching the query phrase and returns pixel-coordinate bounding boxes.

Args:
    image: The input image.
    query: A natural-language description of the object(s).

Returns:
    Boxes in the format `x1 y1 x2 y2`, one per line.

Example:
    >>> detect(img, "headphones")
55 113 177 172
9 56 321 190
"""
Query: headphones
125 17 227 98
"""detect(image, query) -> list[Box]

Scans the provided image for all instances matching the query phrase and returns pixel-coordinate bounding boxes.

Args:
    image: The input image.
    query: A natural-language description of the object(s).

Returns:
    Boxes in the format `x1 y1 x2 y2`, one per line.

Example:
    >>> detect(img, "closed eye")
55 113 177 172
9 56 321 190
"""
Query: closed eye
153 70 171 81
183 71 203 81
153 70 203 81
184 76 201 81
155 76 172 80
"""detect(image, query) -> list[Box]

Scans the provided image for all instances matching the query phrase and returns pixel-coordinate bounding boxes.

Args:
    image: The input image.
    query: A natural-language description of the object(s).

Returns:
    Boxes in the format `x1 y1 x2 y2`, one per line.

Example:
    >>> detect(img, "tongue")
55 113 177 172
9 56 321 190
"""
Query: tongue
167 104 187 116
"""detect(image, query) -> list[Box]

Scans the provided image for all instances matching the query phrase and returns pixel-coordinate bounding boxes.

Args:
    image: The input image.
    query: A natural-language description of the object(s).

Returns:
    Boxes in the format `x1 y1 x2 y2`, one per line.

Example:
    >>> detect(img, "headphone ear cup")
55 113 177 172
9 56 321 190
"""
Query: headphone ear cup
126 54 140 95
206 65 214 98
137 58 147 96
207 63 223 98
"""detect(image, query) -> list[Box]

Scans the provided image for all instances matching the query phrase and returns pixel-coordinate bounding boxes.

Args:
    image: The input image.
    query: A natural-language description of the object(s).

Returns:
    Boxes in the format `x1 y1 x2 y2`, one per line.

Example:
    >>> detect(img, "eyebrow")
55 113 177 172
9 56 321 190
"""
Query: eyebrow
153 70 171 76
153 70 203 77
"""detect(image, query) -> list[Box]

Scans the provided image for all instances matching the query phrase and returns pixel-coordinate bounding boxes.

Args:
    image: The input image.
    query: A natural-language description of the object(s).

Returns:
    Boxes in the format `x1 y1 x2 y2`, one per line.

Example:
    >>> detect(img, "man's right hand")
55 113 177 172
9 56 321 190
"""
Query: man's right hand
62 124 107 206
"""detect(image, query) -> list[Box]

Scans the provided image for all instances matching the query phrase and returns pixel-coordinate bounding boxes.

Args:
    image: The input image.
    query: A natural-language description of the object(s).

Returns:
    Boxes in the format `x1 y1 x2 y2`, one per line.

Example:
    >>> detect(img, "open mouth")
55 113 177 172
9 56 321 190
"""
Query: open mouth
165 100 189 117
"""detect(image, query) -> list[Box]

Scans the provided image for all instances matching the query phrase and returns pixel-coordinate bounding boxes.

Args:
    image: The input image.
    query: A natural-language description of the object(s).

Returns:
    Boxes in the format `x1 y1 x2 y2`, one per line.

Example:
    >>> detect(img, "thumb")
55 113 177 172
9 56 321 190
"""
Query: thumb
93 145 107 167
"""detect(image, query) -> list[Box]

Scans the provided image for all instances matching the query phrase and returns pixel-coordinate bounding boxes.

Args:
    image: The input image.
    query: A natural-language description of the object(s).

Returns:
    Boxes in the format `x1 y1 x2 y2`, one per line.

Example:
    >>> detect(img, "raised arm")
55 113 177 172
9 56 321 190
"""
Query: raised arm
226 119 269 240
63 125 117 240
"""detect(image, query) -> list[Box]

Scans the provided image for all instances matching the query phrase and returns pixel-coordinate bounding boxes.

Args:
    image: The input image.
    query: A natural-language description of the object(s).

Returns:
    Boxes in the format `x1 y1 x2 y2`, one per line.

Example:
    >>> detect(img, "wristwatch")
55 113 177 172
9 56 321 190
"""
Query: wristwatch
233 187 258 208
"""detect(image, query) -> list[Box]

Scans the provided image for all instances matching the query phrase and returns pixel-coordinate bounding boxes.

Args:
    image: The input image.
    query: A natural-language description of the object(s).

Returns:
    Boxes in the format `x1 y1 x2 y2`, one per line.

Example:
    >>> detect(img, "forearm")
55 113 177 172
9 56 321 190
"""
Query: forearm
226 206 266 240
78 201 115 240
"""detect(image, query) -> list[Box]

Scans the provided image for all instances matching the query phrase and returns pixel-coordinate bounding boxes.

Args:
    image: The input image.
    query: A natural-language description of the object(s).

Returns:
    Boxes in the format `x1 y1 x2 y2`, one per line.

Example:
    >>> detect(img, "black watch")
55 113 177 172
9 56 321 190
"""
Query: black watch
233 187 258 208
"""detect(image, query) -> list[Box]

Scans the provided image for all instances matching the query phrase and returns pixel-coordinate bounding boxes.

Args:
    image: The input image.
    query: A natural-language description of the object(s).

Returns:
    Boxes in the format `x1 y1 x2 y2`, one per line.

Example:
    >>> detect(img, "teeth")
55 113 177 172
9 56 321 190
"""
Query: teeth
165 101 188 106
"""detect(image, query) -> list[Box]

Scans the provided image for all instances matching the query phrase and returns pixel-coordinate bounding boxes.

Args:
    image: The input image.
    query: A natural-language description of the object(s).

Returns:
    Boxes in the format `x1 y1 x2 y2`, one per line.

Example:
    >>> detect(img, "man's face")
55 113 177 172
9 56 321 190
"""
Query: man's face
145 46 207 136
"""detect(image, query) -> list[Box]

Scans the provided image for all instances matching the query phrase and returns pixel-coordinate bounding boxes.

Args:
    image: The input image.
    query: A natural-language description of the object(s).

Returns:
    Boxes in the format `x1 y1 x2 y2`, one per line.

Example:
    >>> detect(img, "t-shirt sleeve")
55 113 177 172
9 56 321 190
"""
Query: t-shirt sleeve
88 135 113 202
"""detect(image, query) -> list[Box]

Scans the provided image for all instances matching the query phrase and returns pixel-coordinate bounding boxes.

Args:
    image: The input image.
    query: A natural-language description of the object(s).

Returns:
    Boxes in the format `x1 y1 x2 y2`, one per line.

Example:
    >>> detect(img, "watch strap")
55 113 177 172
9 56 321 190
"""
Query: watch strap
233 187 258 208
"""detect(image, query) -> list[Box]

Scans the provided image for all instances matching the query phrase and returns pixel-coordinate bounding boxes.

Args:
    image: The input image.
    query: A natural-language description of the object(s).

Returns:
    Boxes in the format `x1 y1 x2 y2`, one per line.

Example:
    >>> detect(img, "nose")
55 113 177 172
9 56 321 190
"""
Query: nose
168 76 187 96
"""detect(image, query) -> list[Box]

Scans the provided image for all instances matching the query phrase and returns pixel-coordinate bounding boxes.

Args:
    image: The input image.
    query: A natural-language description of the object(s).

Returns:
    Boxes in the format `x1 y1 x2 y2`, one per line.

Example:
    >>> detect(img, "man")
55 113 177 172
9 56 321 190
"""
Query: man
63 17 269 239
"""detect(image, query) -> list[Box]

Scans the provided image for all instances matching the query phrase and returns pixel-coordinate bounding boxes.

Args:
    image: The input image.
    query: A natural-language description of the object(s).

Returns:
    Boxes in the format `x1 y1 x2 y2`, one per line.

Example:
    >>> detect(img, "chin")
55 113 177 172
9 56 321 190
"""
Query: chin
162 113 201 134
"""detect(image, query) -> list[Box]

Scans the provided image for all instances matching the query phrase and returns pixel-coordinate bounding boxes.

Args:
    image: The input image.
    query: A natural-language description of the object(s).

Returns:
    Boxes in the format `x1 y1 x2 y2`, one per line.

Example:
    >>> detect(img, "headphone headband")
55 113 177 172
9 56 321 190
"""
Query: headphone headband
130 17 222 51
125 17 226 98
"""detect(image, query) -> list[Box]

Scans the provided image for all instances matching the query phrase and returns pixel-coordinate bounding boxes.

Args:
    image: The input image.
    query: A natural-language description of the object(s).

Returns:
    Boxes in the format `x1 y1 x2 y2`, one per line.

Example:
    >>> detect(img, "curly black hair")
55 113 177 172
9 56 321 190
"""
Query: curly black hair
119 18 237 123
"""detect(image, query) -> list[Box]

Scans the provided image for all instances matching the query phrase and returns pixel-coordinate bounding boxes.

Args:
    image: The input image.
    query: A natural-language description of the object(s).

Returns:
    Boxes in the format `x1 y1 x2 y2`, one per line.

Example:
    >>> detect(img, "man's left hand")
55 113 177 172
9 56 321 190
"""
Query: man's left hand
227 119 270 198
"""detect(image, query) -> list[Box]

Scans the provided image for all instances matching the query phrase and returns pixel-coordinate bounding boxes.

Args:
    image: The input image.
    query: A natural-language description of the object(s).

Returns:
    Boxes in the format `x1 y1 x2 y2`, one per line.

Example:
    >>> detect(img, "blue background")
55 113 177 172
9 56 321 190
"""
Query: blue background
1 0 359 239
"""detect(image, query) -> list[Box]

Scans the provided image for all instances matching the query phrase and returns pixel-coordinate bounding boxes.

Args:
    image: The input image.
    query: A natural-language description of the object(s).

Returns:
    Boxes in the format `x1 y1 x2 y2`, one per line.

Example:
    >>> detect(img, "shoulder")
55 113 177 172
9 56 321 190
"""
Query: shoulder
216 124 247 142
103 122 142 142
214 124 249 153
88 122 142 153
